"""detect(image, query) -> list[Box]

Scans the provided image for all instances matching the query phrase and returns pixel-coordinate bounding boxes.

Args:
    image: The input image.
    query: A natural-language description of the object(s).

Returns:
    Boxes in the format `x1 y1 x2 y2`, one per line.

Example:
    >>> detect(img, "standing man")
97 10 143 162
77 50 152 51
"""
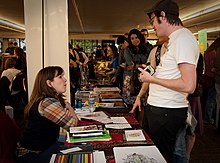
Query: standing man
111 35 129 89
139 0 199 162
141 28 153 56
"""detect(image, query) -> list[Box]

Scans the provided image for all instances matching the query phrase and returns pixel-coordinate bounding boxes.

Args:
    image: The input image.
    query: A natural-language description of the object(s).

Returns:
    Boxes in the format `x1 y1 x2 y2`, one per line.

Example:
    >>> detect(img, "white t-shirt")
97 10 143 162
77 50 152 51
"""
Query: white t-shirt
148 28 199 108
1 68 21 90
1 68 21 82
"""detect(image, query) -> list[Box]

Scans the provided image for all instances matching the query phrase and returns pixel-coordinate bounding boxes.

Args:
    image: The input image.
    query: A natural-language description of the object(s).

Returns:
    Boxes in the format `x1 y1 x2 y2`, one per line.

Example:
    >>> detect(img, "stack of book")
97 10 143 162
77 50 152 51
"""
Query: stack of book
67 124 111 143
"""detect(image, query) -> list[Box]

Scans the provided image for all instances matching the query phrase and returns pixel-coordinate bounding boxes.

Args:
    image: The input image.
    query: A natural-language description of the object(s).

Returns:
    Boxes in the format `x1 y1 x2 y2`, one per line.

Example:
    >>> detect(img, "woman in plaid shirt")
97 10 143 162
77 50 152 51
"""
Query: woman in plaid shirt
17 66 78 163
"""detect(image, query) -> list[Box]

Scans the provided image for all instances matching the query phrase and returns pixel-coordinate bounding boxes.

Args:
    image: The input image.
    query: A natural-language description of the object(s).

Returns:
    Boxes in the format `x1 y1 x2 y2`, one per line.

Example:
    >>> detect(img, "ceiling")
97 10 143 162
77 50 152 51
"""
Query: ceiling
0 0 220 39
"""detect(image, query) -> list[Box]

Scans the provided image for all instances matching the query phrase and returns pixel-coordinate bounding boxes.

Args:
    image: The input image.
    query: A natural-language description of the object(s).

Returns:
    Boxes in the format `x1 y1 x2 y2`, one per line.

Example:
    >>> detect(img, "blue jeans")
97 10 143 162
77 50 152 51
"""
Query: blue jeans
173 128 187 163
204 84 216 123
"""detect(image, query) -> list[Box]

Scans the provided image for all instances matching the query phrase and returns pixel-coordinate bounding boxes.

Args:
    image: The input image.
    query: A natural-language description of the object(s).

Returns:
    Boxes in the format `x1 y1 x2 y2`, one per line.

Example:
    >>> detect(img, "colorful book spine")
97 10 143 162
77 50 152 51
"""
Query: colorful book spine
54 153 93 163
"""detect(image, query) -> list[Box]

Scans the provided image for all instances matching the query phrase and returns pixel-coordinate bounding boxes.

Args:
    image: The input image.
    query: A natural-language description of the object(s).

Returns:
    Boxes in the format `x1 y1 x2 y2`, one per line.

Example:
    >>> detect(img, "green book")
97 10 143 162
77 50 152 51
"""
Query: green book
67 128 111 143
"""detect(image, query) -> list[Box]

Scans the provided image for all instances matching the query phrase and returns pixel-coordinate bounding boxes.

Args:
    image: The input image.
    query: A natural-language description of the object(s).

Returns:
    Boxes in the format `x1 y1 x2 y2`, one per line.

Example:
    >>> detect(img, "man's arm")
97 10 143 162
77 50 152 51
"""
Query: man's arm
82 52 89 64
139 63 197 94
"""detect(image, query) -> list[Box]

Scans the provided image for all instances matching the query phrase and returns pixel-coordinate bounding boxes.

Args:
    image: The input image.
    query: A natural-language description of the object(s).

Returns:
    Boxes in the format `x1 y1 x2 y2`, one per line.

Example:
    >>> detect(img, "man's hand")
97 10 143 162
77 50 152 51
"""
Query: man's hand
138 67 154 83
130 96 141 113
111 77 116 83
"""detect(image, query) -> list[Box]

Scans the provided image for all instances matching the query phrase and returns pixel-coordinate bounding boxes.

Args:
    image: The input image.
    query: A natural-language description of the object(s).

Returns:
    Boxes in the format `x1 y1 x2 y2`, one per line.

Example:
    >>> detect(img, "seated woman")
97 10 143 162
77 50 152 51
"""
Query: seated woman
16 66 78 163
1 58 21 91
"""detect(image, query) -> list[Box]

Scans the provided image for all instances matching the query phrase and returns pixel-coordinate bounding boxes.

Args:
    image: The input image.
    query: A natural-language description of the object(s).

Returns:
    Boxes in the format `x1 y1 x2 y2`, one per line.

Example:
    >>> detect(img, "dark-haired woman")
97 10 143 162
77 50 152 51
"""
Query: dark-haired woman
123 28 150 97
14 47 27 73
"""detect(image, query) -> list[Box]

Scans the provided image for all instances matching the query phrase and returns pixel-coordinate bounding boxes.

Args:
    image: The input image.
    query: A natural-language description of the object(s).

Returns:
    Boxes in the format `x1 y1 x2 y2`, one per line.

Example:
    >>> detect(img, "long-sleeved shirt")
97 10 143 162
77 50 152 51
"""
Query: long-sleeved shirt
19 97 77 153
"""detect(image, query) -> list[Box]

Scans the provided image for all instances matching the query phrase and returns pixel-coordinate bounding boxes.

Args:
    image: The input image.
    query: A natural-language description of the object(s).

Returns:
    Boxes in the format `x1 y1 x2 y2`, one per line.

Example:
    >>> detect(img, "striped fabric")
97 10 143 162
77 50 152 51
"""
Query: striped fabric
39 97 77 131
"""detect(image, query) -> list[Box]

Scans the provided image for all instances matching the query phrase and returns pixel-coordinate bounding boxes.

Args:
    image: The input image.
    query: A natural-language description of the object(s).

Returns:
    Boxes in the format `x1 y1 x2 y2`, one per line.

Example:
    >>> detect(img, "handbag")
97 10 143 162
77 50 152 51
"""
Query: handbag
130 69 141 96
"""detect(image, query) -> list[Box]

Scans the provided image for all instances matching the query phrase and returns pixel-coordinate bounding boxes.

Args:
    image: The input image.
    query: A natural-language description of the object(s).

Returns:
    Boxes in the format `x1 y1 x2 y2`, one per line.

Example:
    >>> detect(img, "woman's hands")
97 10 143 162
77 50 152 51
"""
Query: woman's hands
65 102 78 125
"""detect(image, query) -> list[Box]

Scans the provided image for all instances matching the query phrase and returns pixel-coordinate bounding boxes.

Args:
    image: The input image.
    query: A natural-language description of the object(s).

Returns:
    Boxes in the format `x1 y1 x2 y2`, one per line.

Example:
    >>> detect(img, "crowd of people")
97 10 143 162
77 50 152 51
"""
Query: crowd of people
1 0 220 163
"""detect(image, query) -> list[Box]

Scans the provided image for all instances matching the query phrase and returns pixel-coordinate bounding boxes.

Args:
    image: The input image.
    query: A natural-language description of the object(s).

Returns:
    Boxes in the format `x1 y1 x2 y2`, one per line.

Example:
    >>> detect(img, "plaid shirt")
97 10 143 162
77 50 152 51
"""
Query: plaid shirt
17 97 77 157
39 97 77 131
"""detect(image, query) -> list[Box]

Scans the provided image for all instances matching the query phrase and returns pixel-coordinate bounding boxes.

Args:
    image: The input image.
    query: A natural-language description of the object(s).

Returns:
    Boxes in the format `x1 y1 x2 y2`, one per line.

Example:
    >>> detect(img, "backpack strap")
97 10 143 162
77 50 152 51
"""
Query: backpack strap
155 44 162 66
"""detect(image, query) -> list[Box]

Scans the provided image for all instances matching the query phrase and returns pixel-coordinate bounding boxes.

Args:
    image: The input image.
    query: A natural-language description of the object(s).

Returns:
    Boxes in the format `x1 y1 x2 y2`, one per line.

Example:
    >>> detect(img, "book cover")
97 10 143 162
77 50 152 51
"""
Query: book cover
70 124 104 134
72 131 104 138
125 130 146 141
93 151 106 163
67 128 111 143
113 146 166 163
76 111 109 121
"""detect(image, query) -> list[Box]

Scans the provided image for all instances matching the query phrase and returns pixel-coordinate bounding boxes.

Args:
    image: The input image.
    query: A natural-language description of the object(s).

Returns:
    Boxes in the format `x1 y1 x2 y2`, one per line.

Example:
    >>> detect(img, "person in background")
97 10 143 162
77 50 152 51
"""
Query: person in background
1 58 21 90
69 43 81 90
124 32 129 38
141 28 153 57
14 42 19 48
123 28 150 97
87 55 95 79
14 47 27 73
16 66 78 163
203 37 220 125
105 45 119 86
75 45 89 66
139 0 199 162
186 53 204 161
0 58 21 114
215 46 220 131
130 36 168 128
95 45 104 61
5 41 15 55
111 35 129 90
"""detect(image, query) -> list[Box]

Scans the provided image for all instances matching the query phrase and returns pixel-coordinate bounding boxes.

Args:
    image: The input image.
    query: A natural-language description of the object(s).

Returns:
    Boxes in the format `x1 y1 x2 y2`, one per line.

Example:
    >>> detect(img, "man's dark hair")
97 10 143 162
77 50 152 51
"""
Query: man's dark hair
141 29 149 37
69 43 73 49
146 0 183 26
117 35 128 45
154 10 183 26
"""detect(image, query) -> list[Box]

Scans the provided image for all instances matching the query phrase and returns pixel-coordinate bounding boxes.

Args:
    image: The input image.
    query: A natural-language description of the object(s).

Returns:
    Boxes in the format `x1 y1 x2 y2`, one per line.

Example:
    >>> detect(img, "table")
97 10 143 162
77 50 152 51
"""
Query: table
68 108 153 163
65 86 154 163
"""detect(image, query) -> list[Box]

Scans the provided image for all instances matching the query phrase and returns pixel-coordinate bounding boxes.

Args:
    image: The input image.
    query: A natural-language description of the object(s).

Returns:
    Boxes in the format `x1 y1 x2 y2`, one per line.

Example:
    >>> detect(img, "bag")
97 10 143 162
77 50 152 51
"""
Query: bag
130 69 141 96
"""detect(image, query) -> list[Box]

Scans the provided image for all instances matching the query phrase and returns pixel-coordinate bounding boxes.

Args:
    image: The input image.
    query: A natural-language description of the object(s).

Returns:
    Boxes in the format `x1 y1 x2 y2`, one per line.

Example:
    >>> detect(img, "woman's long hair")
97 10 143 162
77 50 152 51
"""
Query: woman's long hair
206 37 220 54
127 28 147 55
24 66 65 119
108 45 119 59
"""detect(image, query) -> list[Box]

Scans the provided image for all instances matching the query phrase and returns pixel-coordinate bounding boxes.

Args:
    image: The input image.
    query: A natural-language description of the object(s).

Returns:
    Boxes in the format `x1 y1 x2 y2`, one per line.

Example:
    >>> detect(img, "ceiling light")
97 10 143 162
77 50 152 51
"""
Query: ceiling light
0 18 25 32
181 3 220 21
193 27 220 35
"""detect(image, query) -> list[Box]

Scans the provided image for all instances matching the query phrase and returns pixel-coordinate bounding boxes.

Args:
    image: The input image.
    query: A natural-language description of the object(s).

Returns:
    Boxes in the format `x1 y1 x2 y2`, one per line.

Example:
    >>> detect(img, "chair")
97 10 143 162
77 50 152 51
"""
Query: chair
11 72 28 95
0 76 11 111
9 72 28 121
0 111 21 163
